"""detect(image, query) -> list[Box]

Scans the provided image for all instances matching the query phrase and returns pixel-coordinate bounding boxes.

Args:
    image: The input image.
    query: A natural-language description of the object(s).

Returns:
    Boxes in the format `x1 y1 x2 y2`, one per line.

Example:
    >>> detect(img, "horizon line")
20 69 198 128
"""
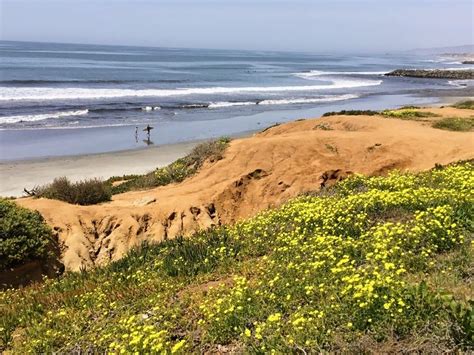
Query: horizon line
2 39 473 56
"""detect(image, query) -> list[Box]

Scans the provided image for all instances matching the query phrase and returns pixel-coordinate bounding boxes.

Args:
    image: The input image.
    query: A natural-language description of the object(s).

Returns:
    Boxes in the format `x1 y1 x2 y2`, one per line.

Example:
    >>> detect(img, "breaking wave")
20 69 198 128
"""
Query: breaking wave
295 70 387 80
258 94 358 105
208 101 256 108
0 79 188 85
0 109 89 124
0 79 382 102
448 80 471 88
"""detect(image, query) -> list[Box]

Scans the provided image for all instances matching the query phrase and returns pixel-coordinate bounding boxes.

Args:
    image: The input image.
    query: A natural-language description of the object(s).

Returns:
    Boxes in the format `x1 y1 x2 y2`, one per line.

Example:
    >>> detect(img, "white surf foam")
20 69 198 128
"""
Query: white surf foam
208 101 256 108
0 109 89 124
258 94 358 106
448 80 471 87
0 79 383 102
295 70 387 80
442 67 474 71
142 106 160 111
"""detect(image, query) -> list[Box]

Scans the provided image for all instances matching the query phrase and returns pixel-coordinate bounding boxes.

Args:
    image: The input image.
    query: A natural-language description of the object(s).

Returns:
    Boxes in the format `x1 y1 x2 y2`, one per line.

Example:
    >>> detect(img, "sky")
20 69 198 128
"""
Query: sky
0 0 473 53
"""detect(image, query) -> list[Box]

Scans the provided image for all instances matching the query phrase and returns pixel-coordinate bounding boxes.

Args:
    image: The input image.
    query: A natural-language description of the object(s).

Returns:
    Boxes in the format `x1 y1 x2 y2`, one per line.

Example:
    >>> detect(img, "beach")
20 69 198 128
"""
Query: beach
0 141 198 197
2 90 473 197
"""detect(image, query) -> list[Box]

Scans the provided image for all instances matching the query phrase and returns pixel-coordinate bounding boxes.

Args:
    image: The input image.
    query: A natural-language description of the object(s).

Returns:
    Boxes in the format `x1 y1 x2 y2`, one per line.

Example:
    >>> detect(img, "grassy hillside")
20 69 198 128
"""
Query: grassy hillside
1 162 473 353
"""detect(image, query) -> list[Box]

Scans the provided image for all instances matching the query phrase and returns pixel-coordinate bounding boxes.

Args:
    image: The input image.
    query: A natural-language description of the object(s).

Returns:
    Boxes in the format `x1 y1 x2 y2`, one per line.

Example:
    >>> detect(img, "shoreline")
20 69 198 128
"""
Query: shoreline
0 130 255 198
1 93 471 197
0 141 199 197
0 93 444 162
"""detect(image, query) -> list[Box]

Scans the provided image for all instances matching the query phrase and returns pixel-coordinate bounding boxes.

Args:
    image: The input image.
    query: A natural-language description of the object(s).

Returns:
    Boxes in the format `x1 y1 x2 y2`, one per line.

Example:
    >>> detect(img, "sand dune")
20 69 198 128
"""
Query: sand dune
17 107 474 272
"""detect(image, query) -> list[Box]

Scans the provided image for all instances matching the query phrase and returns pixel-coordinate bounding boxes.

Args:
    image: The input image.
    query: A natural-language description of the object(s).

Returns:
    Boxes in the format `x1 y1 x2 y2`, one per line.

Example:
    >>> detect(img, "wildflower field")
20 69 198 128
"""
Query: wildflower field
1 162 473 353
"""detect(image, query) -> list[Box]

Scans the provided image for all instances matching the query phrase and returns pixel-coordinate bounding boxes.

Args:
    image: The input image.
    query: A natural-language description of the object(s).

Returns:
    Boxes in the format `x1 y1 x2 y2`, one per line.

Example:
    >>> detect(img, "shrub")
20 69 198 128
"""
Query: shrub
451 100 474 110
322 110 379 117
186 137 230 167
109 137 230 194
108 172 158 194
32 177 111 205
382 109 439 120
0 199 53 270
400 105 421 109
432 117 474 132
321 108 439 120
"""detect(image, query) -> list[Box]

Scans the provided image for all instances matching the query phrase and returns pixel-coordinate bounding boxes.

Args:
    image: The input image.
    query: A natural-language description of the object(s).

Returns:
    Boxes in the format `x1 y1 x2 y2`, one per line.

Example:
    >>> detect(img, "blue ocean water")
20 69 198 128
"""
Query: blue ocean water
0 41 472 159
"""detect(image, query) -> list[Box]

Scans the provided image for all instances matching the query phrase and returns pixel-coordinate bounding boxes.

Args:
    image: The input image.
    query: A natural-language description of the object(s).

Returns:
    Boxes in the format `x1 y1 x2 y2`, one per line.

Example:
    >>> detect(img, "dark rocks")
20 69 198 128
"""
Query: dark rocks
462 60 474 64
385 69 474 80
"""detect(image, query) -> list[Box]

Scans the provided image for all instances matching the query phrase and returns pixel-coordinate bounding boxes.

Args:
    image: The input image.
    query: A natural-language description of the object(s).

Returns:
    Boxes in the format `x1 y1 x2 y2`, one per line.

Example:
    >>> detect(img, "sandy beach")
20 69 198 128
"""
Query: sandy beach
0 141 198 197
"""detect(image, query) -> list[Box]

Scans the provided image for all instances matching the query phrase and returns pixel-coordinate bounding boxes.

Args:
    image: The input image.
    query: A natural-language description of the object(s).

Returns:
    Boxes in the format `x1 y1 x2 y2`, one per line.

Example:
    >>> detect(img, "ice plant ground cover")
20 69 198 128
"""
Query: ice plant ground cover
1 162 473 353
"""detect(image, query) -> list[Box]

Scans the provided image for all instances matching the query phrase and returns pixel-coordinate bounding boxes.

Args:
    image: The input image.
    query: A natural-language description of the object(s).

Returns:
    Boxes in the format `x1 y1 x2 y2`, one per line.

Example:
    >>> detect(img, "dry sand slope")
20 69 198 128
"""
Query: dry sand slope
17 107 474 272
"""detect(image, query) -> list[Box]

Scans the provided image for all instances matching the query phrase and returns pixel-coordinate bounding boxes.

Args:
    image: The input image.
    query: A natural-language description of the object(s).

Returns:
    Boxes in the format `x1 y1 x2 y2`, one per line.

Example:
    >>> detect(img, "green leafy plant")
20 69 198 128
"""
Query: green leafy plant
451 100 474 110
322 110 379 117
382 109 439 120
0 199 53 270
432 117 474 132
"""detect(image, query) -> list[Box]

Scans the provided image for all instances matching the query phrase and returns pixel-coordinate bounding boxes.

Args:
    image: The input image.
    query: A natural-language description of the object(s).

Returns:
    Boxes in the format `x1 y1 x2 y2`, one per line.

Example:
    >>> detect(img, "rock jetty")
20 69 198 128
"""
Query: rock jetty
386 69 473 80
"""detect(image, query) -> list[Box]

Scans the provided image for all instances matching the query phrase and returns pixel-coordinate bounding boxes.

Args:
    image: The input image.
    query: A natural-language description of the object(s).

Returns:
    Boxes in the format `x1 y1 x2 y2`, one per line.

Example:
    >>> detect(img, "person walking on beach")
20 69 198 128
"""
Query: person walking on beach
144 124 154 138
142 124 154 146
135 126 138 142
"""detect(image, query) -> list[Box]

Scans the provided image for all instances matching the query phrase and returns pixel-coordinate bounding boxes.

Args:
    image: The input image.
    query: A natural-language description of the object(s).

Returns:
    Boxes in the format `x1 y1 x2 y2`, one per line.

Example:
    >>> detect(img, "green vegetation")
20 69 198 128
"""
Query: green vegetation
432 117 474 132
451 100 474 110
400 105 421 109
31 177 111 205
321 107 442 121
108 137 230 194
0 199 53 270
2 162 473 352
321 105 472 124
381 108 439 120
322 110 379 117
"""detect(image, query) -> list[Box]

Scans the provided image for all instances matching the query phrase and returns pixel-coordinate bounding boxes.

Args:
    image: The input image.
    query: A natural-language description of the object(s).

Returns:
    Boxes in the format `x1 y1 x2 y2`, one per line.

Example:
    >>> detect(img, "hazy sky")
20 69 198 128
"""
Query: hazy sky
1 0 473 53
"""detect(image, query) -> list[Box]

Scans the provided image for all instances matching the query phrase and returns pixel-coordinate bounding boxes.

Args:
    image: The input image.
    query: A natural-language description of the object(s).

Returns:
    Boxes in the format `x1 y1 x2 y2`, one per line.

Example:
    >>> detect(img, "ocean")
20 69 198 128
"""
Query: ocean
0 41 472 160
